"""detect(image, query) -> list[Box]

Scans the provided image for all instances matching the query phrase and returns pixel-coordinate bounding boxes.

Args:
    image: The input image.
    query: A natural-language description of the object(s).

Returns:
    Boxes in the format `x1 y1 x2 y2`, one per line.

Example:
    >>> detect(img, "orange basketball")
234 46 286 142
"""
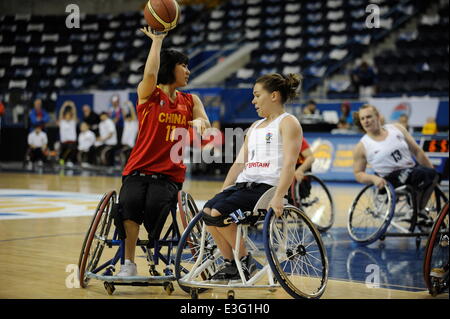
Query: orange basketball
144 0 180 32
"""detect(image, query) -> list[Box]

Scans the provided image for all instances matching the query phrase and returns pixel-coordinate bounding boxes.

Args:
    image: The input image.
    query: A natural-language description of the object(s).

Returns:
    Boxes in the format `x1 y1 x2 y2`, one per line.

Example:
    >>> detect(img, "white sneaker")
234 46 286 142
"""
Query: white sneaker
116 260 138 277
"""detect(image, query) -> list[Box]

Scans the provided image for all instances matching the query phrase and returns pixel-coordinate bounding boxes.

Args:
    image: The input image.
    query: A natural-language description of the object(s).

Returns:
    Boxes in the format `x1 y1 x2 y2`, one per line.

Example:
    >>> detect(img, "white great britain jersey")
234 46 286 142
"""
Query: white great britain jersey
236 113 292 186
361 124 415 177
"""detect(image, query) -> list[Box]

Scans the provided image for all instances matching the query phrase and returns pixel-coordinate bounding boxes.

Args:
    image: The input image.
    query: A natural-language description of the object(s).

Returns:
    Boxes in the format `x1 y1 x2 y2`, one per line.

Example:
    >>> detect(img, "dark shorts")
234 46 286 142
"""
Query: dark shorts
204 182 273 216
384 165 438 190
118 173 181 240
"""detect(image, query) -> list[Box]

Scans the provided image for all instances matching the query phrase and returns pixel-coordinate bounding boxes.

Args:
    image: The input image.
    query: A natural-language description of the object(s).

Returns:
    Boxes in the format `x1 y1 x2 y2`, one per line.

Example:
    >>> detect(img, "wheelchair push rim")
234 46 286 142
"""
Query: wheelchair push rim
347 183 395 245
78 190 116 288
264 206 328 299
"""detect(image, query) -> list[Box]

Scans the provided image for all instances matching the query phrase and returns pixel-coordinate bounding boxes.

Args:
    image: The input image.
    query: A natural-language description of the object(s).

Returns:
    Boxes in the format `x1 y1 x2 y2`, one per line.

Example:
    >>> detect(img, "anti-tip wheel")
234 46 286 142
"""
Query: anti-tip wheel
164 282 174 295
104 282 115 295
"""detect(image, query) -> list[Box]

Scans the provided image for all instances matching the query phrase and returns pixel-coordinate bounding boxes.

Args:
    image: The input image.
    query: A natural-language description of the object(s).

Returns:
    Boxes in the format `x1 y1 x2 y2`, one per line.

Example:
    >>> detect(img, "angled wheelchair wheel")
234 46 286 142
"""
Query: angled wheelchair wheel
78 191 116 288
423 202 449 295
264 206 328 299
292 174 334 232
175 211 218 294
347 183 395 245
388 186 417 234
177 191 200 230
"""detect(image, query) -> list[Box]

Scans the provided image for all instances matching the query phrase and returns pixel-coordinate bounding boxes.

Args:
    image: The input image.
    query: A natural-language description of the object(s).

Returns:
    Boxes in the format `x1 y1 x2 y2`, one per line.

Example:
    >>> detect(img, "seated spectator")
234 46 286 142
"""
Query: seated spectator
108 95 125 143
77 122 96 167
118 102 138 166
58 101 78 167
29 99 50 130
351 61 377 98
82 104 100 136
26 125 48 168
340 101 353 125
422 117 438 135
302 100 321 115
95 112 118 165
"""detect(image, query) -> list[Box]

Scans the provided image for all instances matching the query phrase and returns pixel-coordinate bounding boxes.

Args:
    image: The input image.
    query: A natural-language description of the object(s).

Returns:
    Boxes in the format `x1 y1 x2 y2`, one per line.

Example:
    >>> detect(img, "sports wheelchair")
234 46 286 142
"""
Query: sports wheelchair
289 173 335 232
174 187 329 299
78 190 198 295
347 182 448 246
423 201 449 296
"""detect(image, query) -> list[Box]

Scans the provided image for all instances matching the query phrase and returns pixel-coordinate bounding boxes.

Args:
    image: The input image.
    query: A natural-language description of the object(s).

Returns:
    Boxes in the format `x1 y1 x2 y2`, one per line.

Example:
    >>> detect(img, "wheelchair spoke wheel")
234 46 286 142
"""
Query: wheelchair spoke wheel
294 174 334 232
418 187 449 233
264 206 328 299
423 202 449 295
347 183 395 245
175 212 218 294
78 191 116 288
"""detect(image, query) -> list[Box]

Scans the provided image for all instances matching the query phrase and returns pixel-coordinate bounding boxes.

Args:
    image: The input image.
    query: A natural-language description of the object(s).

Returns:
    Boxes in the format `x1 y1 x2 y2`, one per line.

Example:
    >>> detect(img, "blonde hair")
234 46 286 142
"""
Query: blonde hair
353 104 380 131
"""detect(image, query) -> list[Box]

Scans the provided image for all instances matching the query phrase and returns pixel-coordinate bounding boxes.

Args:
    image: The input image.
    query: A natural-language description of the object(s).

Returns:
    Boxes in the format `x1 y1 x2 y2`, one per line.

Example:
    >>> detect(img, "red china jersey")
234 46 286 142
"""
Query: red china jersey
122 87 194 183
296 137 311 166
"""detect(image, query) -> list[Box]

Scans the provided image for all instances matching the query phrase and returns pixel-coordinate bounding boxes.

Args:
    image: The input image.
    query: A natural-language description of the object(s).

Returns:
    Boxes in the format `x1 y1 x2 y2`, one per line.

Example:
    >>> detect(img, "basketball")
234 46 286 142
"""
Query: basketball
144 0 180 32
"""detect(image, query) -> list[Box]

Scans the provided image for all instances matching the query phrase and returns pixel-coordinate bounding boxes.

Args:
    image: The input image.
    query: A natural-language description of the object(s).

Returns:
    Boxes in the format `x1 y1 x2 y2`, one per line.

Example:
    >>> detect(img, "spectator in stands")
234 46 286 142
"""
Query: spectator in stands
422 117 438 135
77 122 96 167
82 104 100 136
302 100 321 115
118 101 139 167
340 101 353 125
29 99 50 130
26 124 48 168
351 61 377 98
95 112 118 165
57 101 78 167
108 95 125 144
398 114 413 134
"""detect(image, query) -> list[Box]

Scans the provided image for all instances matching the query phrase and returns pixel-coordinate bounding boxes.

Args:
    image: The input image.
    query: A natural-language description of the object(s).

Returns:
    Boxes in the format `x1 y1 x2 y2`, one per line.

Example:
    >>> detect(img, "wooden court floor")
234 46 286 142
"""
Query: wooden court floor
0 172 446 299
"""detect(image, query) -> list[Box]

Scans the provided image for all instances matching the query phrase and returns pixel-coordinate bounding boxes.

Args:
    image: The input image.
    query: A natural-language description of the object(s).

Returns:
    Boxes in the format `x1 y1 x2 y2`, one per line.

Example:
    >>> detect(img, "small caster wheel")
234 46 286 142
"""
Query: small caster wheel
227 290 235 299
104 282 115 295
190 288 199 299
164 282 174 295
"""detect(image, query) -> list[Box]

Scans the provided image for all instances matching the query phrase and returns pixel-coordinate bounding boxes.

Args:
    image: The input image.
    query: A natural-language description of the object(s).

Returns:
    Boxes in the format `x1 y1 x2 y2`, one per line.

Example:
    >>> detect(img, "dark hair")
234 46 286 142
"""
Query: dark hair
255 73 302 104
156 49 189 85
307 99 316 106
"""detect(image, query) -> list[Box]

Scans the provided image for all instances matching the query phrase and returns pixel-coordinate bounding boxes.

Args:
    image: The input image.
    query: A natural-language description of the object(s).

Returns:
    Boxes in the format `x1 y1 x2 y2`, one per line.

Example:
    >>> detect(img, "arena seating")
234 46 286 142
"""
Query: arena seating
0 0 447 113
374 4 449 97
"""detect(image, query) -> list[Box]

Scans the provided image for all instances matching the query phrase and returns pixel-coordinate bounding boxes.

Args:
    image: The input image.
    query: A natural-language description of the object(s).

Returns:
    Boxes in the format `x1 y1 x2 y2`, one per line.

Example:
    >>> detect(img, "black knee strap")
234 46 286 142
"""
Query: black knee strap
111 203 127 240
202 212 233 227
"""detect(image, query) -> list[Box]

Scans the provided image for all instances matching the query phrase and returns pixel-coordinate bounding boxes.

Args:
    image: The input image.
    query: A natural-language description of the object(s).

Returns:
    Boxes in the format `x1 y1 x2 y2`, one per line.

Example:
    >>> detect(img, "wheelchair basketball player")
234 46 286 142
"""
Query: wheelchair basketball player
115 27 210 277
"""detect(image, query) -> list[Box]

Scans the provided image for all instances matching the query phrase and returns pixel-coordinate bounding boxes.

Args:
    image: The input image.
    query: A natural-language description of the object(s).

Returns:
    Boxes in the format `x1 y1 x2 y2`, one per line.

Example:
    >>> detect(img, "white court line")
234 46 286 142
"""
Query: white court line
0 189 207 220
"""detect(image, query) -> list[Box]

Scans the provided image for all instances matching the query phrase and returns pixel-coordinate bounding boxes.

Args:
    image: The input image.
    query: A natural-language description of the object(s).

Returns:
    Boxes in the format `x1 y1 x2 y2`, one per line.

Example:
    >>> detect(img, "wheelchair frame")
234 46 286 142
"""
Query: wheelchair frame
175 187 329 299
78 190 196 295
347 182 448 246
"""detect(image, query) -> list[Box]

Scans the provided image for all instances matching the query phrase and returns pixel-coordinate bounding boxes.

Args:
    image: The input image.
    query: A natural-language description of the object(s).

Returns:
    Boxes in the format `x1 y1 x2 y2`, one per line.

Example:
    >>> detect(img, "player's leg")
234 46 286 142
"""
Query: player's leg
117 175 147 276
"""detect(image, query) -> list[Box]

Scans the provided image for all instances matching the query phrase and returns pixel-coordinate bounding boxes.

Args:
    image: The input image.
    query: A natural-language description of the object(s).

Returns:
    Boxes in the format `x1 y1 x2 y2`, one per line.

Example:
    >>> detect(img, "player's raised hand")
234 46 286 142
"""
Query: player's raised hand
140 26 168 40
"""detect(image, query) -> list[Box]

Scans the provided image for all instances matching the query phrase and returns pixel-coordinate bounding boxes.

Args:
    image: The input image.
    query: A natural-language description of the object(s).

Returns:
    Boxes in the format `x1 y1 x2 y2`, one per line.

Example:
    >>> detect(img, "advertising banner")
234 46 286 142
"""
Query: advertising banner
367 97 440 127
